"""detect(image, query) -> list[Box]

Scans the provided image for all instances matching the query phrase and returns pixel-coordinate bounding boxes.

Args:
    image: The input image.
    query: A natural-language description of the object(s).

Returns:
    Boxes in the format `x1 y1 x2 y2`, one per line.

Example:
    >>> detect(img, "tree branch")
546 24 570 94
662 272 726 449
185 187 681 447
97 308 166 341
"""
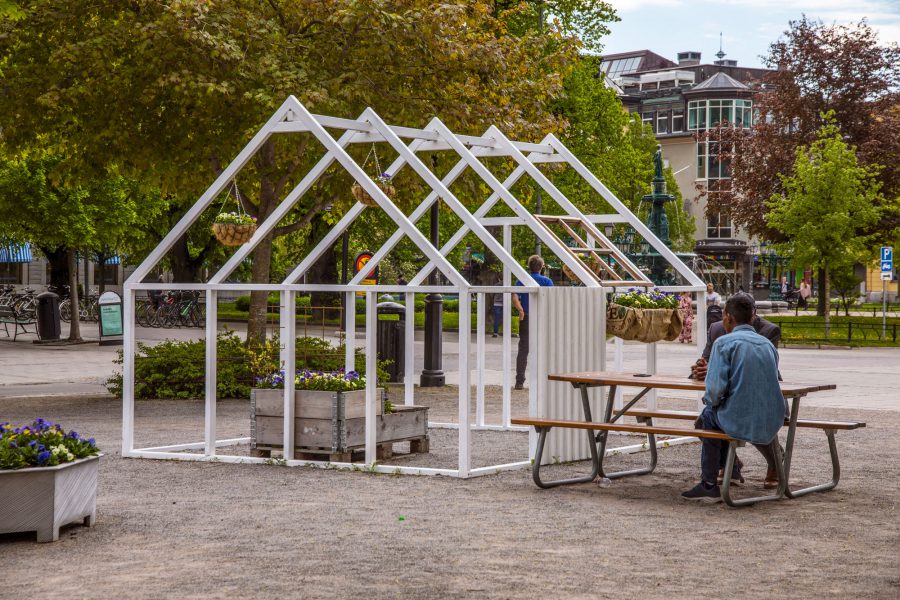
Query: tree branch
272 191 337 237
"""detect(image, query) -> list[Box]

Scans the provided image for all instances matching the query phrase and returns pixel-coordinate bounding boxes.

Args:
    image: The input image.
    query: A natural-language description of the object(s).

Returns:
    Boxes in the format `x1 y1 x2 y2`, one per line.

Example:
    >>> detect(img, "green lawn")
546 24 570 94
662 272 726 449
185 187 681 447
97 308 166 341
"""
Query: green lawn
766 315 900 346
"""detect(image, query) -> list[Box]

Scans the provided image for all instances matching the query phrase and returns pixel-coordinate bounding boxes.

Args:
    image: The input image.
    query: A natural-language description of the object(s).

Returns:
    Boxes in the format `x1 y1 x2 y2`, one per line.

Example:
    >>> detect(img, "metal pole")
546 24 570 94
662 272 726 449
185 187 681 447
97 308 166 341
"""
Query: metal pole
883 278 887 340
421 202 445 386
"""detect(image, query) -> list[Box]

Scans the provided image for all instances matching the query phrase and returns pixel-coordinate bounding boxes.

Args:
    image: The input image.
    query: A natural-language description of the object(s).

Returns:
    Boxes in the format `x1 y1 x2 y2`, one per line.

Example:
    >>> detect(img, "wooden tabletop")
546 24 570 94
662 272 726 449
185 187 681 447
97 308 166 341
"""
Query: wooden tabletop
548 371 837 397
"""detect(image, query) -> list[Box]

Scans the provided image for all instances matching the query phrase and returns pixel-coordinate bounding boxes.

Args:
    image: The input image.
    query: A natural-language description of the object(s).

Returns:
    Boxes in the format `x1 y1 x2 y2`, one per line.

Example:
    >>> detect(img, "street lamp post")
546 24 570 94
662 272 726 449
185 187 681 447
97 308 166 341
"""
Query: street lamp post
421 202 445 387
640 145 674 284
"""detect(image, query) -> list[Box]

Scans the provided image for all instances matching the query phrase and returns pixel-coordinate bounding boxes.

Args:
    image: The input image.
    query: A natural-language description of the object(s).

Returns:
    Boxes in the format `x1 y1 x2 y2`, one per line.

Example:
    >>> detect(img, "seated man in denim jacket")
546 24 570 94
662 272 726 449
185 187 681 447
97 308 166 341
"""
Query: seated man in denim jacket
682 294 785 502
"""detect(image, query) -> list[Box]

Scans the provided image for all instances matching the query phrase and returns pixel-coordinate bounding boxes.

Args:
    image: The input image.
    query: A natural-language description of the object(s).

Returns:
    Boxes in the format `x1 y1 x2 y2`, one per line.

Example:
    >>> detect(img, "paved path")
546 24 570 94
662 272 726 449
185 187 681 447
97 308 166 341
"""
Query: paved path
1 322 898 411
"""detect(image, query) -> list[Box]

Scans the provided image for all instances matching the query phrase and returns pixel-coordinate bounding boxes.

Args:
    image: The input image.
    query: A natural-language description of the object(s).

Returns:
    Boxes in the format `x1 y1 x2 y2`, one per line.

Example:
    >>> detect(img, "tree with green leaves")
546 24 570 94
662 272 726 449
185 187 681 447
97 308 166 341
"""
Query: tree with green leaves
0 155 164 341
0 0 605 341
766 119 882 334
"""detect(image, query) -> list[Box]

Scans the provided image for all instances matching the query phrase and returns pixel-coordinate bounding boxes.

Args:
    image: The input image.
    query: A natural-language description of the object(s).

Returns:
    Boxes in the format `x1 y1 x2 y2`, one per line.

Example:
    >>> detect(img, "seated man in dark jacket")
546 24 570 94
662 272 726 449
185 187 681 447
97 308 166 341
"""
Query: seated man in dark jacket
690 292 783 489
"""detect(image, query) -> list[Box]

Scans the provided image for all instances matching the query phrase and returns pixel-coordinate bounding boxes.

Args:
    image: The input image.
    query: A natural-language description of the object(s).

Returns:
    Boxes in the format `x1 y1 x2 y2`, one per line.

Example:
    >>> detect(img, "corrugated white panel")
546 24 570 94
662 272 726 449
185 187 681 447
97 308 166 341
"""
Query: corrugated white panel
535 286 607 463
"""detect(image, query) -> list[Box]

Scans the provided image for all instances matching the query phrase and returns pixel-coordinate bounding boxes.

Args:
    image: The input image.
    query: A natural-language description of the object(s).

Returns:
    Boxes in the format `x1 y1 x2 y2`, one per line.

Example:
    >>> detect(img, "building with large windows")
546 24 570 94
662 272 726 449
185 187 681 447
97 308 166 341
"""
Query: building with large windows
600 49 774 295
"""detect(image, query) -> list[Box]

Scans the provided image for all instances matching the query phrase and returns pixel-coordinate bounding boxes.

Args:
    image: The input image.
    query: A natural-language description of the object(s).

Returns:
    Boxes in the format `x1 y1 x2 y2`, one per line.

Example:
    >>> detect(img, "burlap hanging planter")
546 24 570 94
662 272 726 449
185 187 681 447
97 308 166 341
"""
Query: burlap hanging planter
212 222 257 246
351 181 396 208
606 302 684 343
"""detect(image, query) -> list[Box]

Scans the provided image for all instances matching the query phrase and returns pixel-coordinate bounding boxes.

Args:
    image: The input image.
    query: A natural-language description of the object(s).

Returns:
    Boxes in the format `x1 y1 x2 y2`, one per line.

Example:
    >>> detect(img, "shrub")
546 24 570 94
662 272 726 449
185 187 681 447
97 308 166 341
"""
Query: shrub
107 333 388 399
234 295 251 312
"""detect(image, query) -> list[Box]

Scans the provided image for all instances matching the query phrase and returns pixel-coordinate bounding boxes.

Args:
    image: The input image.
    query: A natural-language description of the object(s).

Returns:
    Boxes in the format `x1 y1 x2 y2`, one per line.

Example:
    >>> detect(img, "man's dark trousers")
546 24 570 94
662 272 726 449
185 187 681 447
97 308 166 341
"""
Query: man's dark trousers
698 405 781 483
698 406 728 484
515 317 529 386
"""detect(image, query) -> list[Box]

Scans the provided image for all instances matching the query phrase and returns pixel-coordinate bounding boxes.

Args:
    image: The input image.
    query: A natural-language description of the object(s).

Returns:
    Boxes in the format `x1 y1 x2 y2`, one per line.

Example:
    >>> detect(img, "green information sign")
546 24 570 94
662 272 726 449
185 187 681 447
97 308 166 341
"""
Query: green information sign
100 303 123 336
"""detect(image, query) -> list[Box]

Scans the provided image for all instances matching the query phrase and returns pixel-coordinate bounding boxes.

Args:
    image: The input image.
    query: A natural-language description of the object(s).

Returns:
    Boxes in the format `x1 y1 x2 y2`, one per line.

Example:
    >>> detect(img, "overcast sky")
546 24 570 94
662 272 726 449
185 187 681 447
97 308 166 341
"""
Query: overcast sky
601 0 900 68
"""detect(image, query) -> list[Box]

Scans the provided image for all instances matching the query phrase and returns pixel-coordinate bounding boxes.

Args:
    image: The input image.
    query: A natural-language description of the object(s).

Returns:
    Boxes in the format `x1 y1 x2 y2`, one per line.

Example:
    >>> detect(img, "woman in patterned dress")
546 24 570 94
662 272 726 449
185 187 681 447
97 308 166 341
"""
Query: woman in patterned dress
678 293 694 343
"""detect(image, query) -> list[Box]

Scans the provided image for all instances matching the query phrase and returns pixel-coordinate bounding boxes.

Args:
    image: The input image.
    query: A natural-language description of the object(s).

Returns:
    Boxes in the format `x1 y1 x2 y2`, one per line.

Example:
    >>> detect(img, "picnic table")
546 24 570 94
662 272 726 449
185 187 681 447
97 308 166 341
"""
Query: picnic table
513 371 864 507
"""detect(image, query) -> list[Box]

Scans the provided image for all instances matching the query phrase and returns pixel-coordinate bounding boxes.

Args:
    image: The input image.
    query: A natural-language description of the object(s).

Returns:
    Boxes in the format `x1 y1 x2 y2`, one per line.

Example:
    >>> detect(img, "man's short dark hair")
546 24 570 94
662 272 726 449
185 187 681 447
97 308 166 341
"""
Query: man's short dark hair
725 294 754 325
528 255 544 273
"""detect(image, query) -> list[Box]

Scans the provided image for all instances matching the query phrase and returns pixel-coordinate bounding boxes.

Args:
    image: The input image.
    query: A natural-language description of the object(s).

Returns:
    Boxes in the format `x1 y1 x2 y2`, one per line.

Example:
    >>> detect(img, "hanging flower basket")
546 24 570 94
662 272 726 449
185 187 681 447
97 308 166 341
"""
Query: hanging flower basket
351 178 396 208
606 289 684 343
212 213 257 246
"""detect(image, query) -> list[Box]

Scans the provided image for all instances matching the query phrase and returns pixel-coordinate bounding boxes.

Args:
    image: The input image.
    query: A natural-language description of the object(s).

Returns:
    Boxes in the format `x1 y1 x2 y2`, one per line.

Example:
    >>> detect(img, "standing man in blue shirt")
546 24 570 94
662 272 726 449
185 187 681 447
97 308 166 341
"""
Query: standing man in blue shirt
682 294 785 502
510 255 554 390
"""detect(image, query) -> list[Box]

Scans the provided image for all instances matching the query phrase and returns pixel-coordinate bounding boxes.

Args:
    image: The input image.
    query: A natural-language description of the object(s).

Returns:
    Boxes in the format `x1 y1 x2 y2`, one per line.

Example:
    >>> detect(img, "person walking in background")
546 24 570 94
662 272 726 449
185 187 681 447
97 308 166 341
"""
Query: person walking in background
705 282 720 306
678 293 694 343
781 276 789 298
799 279 811 309
510 255 553 390
491 292 504 338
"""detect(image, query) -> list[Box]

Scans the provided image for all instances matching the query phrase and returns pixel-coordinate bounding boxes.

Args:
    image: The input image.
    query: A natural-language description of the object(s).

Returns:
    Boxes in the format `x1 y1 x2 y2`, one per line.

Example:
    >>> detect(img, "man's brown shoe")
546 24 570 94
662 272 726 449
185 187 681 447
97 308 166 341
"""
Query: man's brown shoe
764 467 779 489
716 456 744 486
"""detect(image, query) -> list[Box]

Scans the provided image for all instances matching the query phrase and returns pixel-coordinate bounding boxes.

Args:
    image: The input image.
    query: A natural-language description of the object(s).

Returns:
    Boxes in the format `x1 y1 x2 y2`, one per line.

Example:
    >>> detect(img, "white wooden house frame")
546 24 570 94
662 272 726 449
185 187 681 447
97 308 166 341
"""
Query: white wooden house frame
123 96 706 478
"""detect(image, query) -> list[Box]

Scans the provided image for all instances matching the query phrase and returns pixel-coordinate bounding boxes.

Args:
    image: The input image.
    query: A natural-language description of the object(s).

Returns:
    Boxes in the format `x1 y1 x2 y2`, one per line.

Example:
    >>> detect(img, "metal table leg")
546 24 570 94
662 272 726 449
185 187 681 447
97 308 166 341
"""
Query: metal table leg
530 424 600 489
596 386 657 479
785 428 841 498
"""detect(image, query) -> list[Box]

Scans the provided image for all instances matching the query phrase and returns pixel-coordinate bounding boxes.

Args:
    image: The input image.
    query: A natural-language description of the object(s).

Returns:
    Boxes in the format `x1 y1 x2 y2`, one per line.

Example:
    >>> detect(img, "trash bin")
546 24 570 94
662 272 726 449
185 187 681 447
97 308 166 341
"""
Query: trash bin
376 301 405 382
36 291 61 341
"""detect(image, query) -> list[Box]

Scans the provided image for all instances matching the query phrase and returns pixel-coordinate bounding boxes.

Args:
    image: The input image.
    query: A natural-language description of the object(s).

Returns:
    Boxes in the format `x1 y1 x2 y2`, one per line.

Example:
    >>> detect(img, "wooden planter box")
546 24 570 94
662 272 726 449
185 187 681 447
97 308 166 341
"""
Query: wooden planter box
251 389 428 461
0 454 100 542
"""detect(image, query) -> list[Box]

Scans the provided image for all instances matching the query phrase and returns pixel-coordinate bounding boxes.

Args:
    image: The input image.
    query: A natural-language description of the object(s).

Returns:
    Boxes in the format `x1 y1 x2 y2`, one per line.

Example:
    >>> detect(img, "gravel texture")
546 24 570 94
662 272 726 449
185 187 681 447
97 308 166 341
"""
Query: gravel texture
1 387 898 599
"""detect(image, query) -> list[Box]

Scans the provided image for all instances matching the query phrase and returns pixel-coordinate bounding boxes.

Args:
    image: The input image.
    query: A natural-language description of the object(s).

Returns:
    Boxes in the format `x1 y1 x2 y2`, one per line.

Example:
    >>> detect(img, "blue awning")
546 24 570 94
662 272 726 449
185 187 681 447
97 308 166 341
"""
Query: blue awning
0 243 32 263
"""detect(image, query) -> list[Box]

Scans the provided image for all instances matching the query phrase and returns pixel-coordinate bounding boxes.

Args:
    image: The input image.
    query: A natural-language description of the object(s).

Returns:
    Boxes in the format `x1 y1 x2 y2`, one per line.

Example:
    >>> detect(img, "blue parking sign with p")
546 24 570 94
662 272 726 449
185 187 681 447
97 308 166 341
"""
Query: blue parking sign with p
881 247 893 275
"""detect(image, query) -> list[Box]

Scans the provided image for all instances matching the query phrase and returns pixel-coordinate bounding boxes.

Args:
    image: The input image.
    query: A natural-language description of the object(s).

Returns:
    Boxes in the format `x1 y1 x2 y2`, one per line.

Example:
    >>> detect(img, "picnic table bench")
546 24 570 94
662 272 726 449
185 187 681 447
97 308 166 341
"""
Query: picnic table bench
512 371 864 508
0 305 36 341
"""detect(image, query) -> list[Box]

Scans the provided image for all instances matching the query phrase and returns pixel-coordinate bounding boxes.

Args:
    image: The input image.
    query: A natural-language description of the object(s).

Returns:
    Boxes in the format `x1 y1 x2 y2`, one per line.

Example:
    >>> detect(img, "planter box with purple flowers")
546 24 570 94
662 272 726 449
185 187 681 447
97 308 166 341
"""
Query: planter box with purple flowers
250 370 428 460
0 420 101 542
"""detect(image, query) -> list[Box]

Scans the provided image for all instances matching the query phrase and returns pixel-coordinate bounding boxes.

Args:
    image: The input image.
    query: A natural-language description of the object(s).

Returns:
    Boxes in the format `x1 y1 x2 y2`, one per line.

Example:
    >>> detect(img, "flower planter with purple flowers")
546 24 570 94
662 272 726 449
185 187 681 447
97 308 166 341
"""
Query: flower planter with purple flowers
250 370 428 459
0 420 101 542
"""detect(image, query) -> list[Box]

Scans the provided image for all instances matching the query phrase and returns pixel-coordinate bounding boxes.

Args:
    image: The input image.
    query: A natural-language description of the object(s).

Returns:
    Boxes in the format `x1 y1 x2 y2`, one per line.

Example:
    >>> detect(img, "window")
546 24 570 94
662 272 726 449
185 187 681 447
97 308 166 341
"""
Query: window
0 263 22 284
656 110 669 134
642 111 655 132
672 108 684 132
697 141 731 180
601 56 643 80
688 99 753 130
707 212 733 238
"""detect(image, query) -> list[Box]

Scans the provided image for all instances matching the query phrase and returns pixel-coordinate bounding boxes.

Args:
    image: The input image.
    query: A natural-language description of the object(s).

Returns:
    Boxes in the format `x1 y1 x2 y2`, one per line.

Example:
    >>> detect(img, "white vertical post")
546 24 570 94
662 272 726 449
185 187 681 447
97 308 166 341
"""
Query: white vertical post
696 290 708 411
476 292 485 426
122 286 136 456
458 292 471 477
528 290 539 459
404 291 415 406
204 290 217 456
613 337 624 409
281 290 296 461
345 291 356 372
365 291 378 466
645 342 657 409
502 225 512 427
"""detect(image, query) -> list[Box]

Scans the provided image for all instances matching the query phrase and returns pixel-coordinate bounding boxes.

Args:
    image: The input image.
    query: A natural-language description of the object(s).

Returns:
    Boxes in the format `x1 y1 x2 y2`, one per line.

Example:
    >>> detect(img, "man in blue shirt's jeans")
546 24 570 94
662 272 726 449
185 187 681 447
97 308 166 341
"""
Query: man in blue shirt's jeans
682 294 785 502
511 255 554 390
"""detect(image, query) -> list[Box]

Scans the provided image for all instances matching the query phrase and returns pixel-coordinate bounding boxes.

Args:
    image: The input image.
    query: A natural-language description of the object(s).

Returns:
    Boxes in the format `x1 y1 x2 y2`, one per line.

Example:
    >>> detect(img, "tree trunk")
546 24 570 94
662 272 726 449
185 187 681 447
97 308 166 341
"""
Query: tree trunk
823 263 831 337
246 232 275 344
816 267 826 316
246 140 278 344
97 260 107 295
67 248 82 342
170 235 204 283
41 246 69 291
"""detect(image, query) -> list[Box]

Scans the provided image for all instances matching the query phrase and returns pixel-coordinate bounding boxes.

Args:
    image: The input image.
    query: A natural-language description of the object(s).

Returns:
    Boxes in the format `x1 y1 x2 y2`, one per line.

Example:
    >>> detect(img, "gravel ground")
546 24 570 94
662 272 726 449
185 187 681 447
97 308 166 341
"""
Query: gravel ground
1 387 898 599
